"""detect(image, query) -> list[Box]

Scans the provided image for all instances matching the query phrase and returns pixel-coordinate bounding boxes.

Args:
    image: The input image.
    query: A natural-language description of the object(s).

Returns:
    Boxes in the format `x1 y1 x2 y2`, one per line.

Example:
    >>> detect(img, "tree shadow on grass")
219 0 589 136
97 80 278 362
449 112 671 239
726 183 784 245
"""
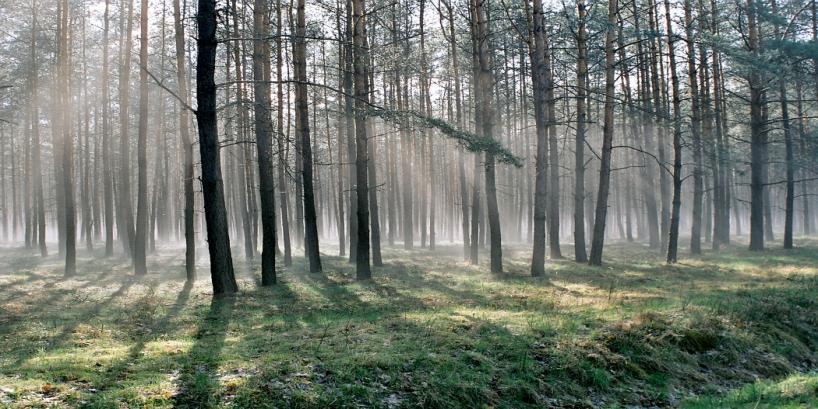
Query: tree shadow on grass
90 281 194 397
6 278 139 370
172 294 235 408
0 270 52 293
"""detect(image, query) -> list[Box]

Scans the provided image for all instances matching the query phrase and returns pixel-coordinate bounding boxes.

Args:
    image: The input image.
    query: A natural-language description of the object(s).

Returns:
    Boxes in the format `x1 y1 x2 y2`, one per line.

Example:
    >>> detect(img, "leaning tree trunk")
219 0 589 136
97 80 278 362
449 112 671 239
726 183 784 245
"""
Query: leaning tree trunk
196 0 238 294
588 0 617 266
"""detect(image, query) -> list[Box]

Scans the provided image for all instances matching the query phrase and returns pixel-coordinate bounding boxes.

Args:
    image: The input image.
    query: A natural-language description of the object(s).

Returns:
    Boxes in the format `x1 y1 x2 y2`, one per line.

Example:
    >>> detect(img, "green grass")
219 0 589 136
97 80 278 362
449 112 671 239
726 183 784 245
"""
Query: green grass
684 373 818 408
1 239 818 408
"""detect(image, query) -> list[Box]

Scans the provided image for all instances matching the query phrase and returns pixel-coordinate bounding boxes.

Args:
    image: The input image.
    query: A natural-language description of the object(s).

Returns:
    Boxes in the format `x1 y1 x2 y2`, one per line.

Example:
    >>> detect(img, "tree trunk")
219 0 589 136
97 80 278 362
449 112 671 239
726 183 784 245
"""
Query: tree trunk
80 15 93 252
767 0 793 249
134 0 149 275
442 0 469 258
664 0 684 263
276 0 292 266
230 0 256 263
573 0 588 263
471 0 502 274
526 0 549 275
588 0 617 266
747 0 765 251
59 0 76 277
254 0 278 284
196 0 238 294
173 0 195 280
684 0 704 255
545 37 561 259
648 0 671 250
344 0 359 258
352 0 372 279
119 0 135 258
293 0 323 273
795 80 813 236
29 4 47 257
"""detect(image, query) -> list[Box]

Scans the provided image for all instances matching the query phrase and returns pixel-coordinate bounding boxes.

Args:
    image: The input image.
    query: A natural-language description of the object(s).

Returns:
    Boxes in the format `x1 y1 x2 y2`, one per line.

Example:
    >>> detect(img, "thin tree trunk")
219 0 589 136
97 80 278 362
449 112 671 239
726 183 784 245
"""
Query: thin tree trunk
134 0 149 275
442 0 469 258
545 37 561 259
684 0 704 255
59 0 76 277
276 0 292 266
795 80 813 236
173 0 195 280
29 4 47 257
344 0 359 258
80 15 93 252
118 0 136 258
769 0 794 249
649 0 670 250
573 0 588 262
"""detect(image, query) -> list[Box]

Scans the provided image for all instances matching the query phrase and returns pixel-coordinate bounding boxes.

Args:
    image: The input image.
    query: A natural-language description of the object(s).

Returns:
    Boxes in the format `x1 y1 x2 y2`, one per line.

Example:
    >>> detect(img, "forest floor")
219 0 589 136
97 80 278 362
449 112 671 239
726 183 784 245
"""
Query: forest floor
1 239 818 408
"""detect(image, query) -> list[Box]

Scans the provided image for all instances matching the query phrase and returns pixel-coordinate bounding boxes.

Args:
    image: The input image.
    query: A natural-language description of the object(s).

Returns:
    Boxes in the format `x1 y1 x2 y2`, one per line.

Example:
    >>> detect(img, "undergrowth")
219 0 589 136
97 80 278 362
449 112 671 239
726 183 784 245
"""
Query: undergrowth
0 240 817 408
